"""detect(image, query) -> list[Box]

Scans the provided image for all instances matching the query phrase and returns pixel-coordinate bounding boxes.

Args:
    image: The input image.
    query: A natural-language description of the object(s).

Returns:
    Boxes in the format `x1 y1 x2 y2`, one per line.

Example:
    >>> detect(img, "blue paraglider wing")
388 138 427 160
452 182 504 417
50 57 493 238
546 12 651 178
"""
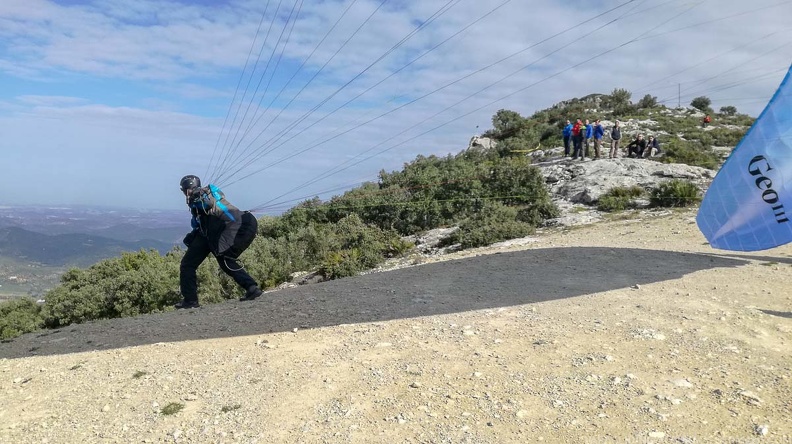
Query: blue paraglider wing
697 63 792 251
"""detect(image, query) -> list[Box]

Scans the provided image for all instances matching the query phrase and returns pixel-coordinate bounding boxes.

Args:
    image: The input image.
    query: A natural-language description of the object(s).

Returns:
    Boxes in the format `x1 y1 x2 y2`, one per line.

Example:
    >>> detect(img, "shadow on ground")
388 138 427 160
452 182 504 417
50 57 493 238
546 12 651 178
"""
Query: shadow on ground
759 309 792 319
0 247 749 359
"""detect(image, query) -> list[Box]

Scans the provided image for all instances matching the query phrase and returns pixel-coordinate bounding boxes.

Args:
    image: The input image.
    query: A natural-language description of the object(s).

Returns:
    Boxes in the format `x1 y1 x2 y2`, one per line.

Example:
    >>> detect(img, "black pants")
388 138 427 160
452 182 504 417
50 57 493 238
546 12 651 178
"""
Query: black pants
572 135 584 158
180 234 257 303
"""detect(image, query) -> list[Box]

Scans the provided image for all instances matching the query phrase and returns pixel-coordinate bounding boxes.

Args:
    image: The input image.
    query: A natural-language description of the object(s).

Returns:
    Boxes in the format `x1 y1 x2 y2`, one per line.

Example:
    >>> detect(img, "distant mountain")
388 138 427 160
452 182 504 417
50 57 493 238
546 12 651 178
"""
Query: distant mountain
0 227 176 267
88 223 184 244
0 205 187 244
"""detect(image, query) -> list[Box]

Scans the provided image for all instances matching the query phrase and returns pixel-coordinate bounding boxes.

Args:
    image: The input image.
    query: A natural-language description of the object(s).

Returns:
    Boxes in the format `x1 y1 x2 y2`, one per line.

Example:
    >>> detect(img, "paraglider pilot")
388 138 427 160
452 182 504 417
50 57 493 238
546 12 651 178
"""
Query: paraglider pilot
175 175 262 309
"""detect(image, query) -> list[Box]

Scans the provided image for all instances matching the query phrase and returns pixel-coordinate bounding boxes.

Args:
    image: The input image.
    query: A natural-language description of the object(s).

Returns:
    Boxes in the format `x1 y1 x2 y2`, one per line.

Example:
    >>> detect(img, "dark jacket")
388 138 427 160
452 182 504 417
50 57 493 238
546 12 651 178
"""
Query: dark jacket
627 138 647 155
611 126 622 140
187 184 245 256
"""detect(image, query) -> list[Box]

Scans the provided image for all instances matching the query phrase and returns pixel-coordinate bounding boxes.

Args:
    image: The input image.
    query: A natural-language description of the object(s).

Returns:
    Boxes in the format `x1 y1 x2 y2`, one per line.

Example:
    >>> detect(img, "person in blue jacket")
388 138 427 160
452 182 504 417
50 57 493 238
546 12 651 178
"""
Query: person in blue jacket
562 120 573 157
644 135 661 158
592 119 604 159
584 119 594 158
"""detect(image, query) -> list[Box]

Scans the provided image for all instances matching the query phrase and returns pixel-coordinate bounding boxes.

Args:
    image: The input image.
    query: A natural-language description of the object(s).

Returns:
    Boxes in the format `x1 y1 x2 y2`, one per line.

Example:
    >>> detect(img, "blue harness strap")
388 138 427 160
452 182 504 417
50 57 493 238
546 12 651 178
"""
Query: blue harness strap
208 184 236 222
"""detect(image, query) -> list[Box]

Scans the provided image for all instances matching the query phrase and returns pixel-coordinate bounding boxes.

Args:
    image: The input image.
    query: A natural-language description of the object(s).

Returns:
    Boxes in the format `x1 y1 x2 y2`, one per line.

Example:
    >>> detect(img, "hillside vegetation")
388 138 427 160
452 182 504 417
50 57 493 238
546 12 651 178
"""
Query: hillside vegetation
0 90 754 339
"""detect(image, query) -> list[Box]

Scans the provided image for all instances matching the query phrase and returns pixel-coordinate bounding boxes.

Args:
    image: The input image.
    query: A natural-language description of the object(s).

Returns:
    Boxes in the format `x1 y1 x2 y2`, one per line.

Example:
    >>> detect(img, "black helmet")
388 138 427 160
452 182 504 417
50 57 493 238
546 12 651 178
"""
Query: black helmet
179 175 201 192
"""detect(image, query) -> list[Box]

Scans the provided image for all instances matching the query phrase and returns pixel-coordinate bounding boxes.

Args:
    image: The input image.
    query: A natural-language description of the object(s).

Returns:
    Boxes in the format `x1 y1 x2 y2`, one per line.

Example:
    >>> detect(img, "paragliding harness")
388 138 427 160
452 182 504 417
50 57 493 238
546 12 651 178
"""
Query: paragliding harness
186 184 258 260
225 211 258 259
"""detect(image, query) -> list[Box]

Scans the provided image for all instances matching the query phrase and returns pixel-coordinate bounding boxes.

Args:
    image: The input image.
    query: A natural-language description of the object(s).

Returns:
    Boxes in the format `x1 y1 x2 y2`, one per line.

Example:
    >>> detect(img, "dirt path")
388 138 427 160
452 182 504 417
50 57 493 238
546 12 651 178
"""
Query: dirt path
1 209 791 443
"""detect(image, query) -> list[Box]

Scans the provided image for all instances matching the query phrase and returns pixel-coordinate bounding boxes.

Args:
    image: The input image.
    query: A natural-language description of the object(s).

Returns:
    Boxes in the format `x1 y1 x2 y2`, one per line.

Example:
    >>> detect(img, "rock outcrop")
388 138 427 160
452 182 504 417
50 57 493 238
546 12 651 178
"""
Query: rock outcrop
536 155 716 205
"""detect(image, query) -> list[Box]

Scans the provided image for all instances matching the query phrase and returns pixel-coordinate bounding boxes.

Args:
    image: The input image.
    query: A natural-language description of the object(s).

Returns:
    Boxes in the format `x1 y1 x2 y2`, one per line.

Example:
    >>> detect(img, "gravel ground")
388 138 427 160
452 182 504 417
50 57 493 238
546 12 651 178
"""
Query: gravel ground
1 208 791 443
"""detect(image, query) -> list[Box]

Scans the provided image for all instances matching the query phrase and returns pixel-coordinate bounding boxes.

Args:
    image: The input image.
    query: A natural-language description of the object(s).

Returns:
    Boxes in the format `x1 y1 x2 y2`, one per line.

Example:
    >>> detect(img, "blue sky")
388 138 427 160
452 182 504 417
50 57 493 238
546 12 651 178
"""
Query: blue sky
1 0 791 212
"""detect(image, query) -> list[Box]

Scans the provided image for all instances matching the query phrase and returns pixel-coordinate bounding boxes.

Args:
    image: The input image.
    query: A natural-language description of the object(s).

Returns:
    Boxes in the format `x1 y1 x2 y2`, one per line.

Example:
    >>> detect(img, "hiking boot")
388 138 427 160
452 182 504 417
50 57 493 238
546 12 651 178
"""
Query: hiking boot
239 285 263 301
174 299 200 309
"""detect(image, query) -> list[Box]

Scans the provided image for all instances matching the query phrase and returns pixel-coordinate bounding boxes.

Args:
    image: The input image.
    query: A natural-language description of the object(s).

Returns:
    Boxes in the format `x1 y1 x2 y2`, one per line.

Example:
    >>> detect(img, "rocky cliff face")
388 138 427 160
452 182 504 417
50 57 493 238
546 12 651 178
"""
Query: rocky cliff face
528 147 720 227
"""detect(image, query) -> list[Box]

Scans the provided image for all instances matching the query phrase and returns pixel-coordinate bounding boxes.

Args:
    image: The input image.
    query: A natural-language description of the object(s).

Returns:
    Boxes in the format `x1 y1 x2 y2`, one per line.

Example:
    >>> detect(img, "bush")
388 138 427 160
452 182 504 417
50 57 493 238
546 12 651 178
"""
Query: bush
708 127 745 147
41 249 182 328
650 179 702 207
720 105 737 116
690 96 712 113
441 201 534 249
0 298 44 339
597 186 645 212
660 139 721 170
609 88 632 108
637 94 658 109
317 214 412 279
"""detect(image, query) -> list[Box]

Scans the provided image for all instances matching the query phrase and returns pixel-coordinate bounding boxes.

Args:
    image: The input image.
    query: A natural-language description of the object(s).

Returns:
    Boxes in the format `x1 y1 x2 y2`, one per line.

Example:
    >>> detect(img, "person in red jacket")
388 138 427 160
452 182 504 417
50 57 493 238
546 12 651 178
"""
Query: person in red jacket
702 114 711 128
571 119 585 160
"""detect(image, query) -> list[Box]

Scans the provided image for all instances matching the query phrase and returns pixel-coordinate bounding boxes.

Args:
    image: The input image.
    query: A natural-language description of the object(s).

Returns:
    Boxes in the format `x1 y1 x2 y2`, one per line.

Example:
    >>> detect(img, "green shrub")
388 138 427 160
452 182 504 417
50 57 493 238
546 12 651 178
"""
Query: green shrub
597 186 645 212
720 105 737 116
441 201 534 249
160 403 184 416
637 94 658 109
660 139 721 170
650 179 702 207
691 96 712 113
41 249 182 328
0 297 44 339
708 127 745 147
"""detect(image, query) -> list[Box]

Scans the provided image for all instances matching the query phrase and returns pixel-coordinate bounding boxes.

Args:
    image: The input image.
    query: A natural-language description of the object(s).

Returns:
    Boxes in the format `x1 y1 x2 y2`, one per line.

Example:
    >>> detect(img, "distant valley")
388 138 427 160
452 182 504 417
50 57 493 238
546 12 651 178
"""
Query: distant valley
0 205 188 299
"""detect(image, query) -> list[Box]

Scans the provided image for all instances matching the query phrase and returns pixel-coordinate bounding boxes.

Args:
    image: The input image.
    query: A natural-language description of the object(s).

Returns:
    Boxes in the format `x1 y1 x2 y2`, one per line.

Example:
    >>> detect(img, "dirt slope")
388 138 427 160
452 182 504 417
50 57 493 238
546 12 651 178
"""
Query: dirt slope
1 209 791 443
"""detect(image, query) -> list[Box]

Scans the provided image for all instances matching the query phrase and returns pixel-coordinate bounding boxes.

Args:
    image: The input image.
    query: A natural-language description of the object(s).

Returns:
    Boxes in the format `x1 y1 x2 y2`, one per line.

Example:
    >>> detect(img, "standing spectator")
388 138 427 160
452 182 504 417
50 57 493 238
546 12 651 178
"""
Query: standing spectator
702 114 712 128
562 120 573 157
571 119 585 160
592 119 604 159
584 119 593 158
609 120 622 158
626 134 647 158
644 136 661 157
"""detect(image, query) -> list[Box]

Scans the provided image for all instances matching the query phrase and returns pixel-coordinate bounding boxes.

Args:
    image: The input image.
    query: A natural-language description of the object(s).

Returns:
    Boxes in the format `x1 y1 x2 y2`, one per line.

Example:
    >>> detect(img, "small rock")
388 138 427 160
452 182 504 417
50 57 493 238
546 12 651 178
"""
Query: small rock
632 284 641 290
755 424 769 436
516 410 528 419
648 431 665 439
102 404 110 412
409 382 422 389
173 430 182 439
672 378 694 388
12 377 22 384
739 390 763 404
